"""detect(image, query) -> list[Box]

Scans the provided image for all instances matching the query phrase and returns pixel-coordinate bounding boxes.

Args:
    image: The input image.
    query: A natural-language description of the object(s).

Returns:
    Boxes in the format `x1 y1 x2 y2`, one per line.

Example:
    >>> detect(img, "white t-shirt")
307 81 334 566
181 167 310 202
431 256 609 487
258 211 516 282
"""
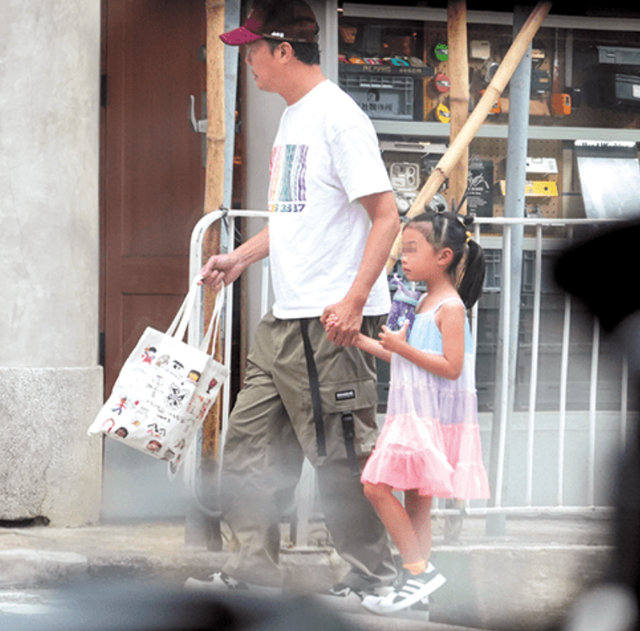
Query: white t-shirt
268 80 392 319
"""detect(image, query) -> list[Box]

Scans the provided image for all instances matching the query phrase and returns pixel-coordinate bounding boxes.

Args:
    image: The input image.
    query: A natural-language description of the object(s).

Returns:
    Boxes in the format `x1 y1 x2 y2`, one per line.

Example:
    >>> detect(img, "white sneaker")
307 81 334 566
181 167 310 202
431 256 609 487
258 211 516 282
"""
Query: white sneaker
185 571 249 592
362 564 445 615
184 571 279 596
364 594 431 621
315 582 394 611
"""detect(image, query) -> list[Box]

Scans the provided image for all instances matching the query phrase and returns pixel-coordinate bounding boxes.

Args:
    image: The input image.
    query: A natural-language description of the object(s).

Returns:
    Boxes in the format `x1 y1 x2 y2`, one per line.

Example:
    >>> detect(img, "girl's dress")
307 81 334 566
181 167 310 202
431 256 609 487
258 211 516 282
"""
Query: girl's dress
361 297 491 499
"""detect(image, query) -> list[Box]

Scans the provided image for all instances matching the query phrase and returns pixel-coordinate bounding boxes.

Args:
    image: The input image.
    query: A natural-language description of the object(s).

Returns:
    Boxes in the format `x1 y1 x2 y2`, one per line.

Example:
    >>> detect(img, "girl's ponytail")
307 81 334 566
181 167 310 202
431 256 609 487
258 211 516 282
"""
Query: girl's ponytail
405 210 486 309
457 238 485 309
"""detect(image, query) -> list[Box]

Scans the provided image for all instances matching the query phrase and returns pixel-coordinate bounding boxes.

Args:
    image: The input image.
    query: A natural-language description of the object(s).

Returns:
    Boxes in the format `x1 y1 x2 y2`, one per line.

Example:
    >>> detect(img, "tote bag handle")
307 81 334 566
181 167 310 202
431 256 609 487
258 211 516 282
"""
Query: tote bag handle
199 288 225 353
166 275 225 356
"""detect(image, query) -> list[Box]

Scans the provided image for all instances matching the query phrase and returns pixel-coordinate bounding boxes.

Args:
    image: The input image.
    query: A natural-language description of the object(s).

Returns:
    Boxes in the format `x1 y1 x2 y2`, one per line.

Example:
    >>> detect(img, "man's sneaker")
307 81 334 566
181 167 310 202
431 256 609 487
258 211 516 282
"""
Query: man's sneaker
185 571 249 592
361 563 445 615
184 571 279 596
324 583 362 599
315 582 393 611
314 583 364 610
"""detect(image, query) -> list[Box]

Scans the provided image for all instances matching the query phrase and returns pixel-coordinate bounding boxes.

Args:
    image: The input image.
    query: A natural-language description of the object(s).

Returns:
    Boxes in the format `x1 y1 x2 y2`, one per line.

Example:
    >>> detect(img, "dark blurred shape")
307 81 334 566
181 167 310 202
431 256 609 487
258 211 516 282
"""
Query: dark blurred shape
2 580 356 631
555 219 640 334
555 217 640 631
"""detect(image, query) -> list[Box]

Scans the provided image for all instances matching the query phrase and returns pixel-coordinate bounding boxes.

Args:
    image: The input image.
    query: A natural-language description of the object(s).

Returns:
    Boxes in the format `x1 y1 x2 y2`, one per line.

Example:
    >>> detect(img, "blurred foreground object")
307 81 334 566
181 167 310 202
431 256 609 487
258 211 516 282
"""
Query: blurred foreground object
555 218 640 631
2 580 356 631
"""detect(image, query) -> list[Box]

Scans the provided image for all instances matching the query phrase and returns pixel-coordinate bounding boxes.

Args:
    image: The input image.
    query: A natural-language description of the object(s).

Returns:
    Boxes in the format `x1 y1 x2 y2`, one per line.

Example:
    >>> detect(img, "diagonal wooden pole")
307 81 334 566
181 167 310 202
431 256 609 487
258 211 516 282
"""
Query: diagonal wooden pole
387 1 552 272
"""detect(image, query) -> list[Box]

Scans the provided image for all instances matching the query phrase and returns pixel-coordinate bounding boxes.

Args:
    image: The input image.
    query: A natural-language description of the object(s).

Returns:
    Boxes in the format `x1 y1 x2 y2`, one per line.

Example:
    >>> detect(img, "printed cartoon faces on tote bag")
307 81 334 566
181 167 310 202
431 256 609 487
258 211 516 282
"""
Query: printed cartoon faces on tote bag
89 280 228 475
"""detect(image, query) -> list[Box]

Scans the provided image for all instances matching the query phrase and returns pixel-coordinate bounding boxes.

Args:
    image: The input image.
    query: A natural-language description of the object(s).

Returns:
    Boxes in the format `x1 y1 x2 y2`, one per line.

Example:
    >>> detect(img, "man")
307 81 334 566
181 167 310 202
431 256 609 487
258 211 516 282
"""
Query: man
190 0 401 602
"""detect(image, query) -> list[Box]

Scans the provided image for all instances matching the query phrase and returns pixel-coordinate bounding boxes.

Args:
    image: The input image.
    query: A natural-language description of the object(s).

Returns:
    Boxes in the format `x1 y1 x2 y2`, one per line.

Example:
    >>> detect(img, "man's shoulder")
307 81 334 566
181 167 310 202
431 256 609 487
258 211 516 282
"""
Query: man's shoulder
315 81 375 135
305 80 363 114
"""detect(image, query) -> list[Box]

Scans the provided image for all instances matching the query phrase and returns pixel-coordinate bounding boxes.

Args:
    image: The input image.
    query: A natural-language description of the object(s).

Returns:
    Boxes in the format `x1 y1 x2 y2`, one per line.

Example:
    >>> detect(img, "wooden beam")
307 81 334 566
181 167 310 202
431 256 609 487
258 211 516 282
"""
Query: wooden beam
387 1 553 271
202 0 226 463
447 0 469 215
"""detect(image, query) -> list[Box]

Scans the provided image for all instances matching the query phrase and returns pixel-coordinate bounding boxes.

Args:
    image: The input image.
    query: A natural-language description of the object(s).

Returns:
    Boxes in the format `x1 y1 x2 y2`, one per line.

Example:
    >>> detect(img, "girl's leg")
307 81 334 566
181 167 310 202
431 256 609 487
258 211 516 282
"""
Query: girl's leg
363 482 423 565
361 486 445 616
405 491 433 560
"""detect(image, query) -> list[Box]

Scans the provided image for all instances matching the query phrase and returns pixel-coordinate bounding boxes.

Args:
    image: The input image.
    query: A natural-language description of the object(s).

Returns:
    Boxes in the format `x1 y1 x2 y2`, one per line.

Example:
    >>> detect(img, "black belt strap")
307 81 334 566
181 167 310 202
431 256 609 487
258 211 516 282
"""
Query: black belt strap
341 412 360 473
300 319 326 457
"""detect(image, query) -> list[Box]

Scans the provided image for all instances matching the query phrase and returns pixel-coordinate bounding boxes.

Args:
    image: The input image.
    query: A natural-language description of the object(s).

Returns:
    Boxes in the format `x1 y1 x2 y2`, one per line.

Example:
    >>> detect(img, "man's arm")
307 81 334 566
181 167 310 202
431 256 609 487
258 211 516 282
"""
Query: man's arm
321 190 400 347
199 226 270 291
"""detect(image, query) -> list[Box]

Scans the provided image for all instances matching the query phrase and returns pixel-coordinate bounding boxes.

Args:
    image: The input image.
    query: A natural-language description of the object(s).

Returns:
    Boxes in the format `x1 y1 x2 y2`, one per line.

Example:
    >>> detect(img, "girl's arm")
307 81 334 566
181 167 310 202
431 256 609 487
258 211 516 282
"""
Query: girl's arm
380 302 465 380
325 314 393 362
354 332 393 363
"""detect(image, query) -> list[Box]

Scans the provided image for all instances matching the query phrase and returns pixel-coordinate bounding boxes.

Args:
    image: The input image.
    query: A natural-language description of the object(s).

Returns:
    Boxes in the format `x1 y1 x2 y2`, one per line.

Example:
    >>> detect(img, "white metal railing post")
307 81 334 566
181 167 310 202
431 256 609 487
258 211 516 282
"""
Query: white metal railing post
588 318 601 507
219 213 237 473
557 290 571 506
494 223 512 508
526 224 543 506
187 209 270 497
622 357 629 450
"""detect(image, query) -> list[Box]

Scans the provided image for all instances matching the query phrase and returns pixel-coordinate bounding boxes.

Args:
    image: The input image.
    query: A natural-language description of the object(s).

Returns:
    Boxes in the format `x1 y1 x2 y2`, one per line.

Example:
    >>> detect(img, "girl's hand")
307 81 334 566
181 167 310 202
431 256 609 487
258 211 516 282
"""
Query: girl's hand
378 321 409 353
323 313 339 332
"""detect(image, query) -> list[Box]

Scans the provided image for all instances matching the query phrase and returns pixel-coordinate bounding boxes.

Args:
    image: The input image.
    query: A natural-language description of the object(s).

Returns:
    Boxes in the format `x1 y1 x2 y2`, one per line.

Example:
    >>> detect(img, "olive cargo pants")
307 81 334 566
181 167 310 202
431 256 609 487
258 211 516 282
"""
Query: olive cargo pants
219 312 397 589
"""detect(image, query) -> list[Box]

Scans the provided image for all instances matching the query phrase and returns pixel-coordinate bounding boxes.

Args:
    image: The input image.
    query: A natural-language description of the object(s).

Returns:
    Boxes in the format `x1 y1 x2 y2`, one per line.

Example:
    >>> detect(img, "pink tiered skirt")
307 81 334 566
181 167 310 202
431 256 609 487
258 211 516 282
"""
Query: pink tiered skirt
361 355 491 500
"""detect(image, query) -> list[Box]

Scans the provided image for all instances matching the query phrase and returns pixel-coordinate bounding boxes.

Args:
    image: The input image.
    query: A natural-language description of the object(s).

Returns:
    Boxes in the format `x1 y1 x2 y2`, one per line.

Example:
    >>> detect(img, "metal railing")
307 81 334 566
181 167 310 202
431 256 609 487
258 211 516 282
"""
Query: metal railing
464 217 633 517
189 211 635 535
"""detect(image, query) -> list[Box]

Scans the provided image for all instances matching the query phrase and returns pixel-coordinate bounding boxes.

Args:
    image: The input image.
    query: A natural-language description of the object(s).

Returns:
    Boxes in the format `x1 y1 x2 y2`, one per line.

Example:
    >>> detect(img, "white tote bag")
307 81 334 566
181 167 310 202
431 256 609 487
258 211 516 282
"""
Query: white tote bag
88 276 228 474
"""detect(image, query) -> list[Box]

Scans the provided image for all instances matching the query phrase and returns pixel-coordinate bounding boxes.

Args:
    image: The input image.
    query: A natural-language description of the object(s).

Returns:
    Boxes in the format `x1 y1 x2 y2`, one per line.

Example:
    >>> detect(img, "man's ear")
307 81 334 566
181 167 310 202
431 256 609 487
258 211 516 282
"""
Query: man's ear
279 41 294 61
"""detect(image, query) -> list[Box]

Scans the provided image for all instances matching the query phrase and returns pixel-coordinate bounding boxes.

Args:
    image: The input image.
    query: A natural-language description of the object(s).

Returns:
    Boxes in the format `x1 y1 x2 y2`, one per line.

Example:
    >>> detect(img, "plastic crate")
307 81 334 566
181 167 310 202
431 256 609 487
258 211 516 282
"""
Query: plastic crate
598 46 640 66
613 74 640 105
339 73 415 121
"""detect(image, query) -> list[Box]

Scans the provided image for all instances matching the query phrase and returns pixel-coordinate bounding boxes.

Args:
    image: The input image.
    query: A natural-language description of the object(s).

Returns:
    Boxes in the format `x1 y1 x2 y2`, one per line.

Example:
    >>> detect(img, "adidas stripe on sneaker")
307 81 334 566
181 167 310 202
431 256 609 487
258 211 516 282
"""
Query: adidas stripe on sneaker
362 563 445 615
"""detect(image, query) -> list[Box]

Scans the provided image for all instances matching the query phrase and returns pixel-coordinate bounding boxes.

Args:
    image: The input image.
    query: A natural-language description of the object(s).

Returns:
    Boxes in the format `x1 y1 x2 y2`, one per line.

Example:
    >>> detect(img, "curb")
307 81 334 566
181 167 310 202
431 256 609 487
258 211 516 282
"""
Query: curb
0 550 89 588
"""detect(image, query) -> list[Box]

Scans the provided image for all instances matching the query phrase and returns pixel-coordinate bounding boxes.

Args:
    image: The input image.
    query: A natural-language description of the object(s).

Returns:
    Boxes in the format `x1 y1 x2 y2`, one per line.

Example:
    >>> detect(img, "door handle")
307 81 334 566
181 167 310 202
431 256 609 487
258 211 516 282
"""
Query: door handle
189 95 208 134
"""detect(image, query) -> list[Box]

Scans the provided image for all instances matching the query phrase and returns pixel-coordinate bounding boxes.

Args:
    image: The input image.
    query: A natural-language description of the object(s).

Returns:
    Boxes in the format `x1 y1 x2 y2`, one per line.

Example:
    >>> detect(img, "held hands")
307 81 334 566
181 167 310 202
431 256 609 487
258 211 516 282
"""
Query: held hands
322 310 409 354
321 299 364 347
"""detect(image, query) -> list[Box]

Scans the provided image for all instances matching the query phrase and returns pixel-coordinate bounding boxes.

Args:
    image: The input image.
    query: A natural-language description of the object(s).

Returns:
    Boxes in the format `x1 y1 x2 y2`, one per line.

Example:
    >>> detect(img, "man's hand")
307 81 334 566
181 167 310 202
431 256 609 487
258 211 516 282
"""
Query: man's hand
199 253 244 292
198 226 270 292
321 190 400 348
321 298 365 347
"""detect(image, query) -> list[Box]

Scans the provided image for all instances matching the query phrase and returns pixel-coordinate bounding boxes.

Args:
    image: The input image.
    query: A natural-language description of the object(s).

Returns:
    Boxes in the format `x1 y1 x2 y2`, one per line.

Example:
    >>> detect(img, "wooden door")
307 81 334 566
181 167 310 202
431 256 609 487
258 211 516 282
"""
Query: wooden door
101 0 207 395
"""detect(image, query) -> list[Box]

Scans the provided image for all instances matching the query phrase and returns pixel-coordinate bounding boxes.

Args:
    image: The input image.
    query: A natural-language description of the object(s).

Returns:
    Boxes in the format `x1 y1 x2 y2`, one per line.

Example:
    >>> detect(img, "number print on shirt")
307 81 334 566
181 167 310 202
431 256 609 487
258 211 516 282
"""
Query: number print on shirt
269 144 308 213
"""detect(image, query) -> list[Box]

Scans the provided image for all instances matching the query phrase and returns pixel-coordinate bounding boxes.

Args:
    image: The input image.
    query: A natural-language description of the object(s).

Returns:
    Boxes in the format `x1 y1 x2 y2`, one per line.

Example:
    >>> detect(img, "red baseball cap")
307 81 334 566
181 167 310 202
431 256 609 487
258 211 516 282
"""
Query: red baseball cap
220 0 319 46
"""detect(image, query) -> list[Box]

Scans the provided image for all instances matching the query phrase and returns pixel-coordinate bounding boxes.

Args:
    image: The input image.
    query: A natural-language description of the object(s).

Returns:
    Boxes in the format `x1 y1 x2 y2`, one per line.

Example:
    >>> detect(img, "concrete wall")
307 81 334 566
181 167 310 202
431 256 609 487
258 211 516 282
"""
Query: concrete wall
0 0 103 525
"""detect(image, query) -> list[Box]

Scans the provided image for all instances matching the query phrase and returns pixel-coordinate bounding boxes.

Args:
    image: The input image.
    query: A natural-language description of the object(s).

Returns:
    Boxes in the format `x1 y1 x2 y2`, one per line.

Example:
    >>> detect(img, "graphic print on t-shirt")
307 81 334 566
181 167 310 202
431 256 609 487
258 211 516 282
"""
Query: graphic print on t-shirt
269 144 308 213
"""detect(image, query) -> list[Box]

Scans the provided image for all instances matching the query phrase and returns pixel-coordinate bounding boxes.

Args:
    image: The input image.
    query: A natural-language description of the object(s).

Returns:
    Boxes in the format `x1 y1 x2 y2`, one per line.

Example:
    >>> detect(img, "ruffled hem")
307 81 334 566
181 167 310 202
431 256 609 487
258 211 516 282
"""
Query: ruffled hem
362 414 491 500
451 462 491 499
362 444 454 497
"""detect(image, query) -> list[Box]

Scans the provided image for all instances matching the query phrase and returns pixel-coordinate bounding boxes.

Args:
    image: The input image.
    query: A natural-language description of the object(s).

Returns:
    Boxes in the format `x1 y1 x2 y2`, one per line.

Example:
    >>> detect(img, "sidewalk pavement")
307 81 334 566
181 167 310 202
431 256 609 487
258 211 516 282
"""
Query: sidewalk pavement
0 515 613 631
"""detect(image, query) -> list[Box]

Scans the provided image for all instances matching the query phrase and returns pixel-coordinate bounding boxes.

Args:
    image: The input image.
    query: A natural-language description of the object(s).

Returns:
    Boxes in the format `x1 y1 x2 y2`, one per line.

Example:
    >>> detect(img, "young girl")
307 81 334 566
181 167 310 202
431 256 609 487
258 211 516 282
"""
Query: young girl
350 211 490 615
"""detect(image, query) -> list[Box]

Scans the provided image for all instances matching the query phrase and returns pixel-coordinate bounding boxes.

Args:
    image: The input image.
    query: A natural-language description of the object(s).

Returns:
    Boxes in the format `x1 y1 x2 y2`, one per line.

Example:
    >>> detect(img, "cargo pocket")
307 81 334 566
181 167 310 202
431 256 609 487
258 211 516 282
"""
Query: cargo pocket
317 379 379 472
